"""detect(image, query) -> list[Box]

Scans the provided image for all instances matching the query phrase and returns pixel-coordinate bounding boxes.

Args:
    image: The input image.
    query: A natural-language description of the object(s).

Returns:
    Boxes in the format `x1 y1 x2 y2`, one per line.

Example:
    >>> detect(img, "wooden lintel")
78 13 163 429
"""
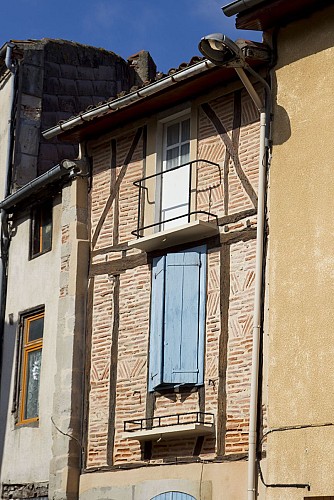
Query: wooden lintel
90 252 148 277
217 208 257 227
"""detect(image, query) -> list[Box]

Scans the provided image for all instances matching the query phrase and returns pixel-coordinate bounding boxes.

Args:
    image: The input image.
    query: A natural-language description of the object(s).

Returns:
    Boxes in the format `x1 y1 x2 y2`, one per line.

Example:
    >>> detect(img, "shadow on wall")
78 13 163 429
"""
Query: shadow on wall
270 71 292 146
272 104 291 146
0 319 18 475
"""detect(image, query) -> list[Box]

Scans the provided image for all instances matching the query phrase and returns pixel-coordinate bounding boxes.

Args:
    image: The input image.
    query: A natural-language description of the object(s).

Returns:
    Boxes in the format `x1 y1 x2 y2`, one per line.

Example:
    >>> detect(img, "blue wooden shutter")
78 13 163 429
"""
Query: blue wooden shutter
148 255 166 391
163 245 206 385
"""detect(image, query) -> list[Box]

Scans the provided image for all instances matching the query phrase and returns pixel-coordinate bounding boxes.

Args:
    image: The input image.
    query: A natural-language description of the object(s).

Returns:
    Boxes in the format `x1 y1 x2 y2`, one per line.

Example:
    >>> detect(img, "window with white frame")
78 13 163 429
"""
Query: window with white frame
158 115 191 230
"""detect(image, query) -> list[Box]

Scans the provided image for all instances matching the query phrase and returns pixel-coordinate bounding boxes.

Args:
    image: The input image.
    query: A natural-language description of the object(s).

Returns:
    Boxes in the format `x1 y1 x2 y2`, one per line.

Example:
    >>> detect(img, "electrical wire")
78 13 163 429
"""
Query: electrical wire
260 421 334 445
258 421 334 490
51 415 82 448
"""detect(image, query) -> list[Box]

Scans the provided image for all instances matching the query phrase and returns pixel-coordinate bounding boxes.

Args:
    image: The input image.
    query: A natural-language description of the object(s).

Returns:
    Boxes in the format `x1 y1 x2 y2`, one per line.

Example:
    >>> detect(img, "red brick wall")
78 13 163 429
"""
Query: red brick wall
225 238 256 453
86 86 259 467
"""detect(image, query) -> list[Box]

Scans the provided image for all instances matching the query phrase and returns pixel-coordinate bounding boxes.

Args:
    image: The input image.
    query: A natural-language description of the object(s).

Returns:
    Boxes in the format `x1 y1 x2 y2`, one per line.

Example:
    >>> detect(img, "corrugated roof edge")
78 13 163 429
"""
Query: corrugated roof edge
42 57 213 140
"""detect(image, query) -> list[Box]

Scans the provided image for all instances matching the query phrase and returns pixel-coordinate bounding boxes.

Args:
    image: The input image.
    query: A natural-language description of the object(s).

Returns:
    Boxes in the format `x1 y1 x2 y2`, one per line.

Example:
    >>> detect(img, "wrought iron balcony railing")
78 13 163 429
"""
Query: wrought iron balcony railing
124 411 214 432
132 159 221 238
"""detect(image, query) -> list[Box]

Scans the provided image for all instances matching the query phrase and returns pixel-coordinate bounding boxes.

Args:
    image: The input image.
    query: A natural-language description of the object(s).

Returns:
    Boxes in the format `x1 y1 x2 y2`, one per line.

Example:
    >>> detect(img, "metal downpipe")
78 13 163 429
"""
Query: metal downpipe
230 64 270 500
247 109 267 500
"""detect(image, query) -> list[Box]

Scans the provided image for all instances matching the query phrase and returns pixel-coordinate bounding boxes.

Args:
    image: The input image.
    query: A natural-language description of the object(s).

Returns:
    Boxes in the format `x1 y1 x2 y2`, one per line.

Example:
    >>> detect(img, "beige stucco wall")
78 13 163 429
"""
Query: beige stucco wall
0 197 62 484
79 461 247 500
265 6 334 499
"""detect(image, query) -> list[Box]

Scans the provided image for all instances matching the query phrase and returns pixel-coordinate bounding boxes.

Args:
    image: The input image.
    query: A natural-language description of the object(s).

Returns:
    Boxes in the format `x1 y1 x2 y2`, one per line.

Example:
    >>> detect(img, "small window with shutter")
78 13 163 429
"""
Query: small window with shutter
148 245 206 392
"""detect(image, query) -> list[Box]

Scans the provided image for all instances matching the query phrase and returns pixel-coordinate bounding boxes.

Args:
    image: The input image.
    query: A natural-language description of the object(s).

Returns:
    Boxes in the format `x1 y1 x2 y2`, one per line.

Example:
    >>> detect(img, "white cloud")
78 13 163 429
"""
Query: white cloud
192 0 225 21
82 1 123 31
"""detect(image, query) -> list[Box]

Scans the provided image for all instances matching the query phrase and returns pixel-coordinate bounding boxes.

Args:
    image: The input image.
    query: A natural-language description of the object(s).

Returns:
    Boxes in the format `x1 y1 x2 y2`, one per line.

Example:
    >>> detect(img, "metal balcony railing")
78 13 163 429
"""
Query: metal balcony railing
124 411 214 432
132 159 221 238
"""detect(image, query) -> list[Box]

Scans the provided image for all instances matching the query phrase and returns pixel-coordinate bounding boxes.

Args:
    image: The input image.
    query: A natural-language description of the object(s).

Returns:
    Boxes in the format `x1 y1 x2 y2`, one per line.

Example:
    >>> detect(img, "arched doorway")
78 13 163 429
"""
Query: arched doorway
151 492 196 500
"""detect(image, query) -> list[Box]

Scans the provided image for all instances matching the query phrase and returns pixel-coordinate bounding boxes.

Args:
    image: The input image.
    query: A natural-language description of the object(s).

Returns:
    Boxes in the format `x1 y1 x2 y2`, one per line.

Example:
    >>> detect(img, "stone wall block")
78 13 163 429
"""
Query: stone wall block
59 63 79 80
21 65 44 96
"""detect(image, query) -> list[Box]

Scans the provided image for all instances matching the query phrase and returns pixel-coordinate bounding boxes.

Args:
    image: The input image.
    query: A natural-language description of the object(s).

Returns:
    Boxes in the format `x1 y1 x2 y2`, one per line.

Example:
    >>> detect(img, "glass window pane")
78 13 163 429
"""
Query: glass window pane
41 211 52 253
166 123 179 147
31 202 52 257
33 215 41 255
181 118 190 142
166 147 180 170
24 349 42 420
180 143 190 164
28 316 44 342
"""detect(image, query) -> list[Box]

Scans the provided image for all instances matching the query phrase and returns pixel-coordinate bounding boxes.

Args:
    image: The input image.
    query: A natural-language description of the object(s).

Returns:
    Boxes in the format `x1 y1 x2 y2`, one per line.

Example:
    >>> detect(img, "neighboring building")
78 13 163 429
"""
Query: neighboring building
222 0 334 499
0 39 155 500
44 46 268 498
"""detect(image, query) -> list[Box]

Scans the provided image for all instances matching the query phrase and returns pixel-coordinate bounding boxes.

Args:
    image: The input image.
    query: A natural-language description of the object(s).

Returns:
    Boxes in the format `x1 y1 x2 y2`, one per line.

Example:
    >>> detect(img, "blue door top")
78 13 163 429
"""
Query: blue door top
151 492 196 500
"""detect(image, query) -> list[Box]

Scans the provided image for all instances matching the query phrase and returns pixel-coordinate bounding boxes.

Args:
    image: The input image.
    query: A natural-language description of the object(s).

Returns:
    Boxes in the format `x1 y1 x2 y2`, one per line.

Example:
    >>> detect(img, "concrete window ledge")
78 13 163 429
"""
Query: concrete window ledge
128 220 219 252
123 422 215 441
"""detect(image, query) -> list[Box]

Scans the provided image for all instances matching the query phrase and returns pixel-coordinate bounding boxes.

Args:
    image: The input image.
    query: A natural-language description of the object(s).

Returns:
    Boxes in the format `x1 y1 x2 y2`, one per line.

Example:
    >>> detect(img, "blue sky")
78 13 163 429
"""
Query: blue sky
2 0 261 73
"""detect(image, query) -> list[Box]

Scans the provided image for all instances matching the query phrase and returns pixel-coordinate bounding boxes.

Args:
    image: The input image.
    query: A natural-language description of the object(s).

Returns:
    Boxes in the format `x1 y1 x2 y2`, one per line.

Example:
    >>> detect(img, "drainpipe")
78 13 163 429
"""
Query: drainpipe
234 67 271 500
3 43 16 196
0 42 16 385
248 107 267 500
219 62 271 500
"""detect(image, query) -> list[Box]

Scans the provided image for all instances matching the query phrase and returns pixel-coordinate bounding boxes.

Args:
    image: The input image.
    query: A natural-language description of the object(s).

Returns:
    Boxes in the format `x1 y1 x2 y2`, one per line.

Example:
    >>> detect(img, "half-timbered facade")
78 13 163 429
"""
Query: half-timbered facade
44 56 266 499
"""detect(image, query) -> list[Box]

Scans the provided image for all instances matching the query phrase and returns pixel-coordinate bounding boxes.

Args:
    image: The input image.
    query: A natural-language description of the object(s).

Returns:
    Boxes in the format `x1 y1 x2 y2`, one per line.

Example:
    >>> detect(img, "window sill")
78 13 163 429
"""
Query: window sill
123 422 214 441
128 220 219 252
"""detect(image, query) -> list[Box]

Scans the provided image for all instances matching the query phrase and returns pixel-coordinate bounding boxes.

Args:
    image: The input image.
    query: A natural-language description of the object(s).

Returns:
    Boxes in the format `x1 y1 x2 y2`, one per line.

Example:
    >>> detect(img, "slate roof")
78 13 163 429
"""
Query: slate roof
54 54 205 131
1 38 156 181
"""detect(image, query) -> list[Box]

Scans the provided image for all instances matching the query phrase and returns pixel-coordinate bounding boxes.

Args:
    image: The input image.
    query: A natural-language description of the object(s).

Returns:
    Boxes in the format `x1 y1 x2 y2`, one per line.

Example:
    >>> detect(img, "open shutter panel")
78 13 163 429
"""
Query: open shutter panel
164 245 206 385
148 255 166 391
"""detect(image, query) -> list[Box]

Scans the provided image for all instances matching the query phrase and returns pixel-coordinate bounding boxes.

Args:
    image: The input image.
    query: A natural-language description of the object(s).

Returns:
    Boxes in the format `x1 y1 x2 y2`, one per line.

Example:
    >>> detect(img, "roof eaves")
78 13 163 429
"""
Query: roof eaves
224 0 334 31
0 162 77 212
222 0 266 17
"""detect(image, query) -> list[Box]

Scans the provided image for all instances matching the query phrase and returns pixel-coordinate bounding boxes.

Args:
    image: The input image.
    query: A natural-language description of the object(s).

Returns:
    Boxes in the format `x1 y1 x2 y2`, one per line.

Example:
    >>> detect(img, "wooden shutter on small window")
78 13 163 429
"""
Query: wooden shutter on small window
164 245 206 386
148 255 166 391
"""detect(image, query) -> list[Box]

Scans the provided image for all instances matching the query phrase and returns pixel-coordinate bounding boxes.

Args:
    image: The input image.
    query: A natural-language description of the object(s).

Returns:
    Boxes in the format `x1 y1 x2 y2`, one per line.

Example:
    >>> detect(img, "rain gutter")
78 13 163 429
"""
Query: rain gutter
0 161 79 213
42 59 215 140
222 0 266 17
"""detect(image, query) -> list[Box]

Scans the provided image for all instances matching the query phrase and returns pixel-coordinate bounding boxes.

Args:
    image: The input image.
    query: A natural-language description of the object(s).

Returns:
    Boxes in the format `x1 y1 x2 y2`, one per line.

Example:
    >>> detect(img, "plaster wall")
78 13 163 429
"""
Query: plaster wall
266 6 334 499
79 461 247 500
0 197 62 484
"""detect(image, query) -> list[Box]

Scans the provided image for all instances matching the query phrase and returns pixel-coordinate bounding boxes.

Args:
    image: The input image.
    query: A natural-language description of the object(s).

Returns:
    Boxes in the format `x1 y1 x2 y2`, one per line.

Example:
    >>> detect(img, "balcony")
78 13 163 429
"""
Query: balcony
128 160 221 252
123 411 215 441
